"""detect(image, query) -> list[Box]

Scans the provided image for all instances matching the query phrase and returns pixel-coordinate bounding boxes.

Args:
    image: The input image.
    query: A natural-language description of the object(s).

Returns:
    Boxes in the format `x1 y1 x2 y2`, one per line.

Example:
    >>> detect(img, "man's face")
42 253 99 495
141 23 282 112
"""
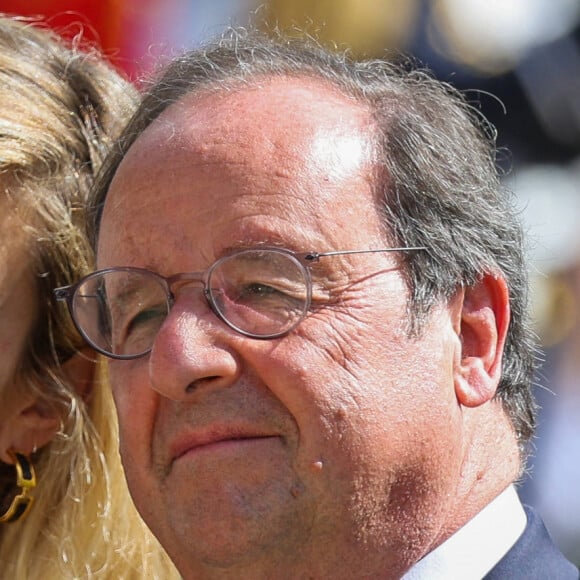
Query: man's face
98 78 465 578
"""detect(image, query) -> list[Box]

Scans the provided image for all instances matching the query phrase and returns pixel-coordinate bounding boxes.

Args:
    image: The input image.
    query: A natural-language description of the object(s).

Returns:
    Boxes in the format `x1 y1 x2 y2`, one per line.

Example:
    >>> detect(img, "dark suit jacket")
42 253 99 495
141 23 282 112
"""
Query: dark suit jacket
485 507 579 579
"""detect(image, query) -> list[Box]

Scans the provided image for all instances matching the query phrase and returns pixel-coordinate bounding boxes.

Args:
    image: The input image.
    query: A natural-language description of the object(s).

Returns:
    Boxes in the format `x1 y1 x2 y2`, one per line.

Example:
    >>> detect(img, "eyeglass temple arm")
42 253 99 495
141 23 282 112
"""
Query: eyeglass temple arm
53 286 68 300
303 246 428 262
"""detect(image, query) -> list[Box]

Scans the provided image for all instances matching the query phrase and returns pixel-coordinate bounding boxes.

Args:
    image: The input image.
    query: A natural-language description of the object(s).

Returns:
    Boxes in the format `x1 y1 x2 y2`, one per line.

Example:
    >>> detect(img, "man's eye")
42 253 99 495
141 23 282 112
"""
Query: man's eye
239 283 279 297
236 278 307 301
127 306 166 331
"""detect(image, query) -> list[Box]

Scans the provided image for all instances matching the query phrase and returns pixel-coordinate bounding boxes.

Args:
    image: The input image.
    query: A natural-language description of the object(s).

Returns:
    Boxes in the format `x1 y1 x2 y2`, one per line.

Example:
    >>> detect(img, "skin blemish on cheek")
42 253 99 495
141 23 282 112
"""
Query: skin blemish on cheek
290 481 306 498
310 460 324 473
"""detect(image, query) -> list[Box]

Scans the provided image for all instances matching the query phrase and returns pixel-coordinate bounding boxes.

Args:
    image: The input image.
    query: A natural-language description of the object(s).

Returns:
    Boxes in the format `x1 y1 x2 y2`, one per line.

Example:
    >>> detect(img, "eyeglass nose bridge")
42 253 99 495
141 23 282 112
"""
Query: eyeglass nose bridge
162 271 226 324
165 271 207 293
163 271 213 311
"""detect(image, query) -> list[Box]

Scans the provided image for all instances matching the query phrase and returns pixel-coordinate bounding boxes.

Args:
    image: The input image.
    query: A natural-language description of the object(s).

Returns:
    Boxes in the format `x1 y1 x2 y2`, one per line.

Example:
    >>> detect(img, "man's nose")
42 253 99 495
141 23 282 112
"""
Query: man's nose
147 298 240 401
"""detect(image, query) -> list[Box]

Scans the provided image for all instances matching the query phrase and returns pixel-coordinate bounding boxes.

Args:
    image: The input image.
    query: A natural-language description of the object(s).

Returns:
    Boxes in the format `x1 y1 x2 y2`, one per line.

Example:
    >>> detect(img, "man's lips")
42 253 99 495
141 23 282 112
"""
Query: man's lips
170 427 279 462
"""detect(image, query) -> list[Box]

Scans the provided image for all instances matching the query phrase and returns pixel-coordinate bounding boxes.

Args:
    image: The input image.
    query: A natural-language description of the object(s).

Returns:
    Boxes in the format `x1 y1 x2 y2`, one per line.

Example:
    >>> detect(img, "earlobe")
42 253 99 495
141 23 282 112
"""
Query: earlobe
454 274 510 408
0 396 61 463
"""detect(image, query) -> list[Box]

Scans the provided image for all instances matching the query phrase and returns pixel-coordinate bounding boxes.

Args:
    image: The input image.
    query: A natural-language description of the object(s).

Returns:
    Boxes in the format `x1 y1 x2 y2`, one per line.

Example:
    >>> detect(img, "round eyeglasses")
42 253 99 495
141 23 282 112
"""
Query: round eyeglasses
54 246 426 360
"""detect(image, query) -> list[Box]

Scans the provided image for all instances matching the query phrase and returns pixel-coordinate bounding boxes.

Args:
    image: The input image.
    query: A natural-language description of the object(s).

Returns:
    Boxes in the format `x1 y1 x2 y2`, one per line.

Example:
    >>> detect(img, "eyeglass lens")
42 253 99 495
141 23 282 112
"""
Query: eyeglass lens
70 249 311 358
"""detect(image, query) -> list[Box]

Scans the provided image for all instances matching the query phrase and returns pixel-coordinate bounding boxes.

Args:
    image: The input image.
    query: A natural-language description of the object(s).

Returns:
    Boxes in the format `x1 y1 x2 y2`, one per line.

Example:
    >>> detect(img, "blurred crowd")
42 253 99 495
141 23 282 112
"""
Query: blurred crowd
1 0 579 566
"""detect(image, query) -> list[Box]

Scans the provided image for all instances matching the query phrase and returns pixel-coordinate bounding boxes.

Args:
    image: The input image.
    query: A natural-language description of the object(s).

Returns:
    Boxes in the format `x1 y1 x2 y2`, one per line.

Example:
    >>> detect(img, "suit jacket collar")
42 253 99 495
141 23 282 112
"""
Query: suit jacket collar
485 506 579 579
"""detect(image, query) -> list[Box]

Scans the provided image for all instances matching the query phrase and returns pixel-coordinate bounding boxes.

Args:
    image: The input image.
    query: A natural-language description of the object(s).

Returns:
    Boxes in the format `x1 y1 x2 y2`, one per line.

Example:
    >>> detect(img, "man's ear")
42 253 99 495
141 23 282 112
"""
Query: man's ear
454 273 510 408
0 350 96 463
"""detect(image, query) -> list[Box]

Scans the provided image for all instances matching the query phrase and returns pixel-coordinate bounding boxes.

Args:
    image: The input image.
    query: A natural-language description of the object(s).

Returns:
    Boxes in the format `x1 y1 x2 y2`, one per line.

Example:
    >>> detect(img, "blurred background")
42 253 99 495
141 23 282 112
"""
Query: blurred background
1 0 579 565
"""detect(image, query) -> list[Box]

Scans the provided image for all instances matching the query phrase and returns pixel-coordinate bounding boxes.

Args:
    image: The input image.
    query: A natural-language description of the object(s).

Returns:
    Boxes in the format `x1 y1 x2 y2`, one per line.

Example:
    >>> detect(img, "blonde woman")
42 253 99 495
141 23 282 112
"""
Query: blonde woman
0 16 178 578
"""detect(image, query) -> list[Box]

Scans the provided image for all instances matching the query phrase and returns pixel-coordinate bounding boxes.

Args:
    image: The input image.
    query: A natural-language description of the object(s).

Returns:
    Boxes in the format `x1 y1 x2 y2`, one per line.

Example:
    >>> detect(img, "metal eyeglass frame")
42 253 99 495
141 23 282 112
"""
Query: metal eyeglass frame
54 246 427 360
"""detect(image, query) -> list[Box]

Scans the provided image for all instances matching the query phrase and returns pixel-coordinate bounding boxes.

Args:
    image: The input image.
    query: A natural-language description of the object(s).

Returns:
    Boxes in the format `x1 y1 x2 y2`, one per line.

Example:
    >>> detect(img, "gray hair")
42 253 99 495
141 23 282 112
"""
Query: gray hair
89 28 536 453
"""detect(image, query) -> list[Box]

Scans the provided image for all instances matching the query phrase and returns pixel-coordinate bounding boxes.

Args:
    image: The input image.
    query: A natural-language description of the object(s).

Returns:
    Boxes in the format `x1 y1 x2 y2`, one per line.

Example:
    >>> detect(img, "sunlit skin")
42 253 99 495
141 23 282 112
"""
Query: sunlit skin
98 77 517 579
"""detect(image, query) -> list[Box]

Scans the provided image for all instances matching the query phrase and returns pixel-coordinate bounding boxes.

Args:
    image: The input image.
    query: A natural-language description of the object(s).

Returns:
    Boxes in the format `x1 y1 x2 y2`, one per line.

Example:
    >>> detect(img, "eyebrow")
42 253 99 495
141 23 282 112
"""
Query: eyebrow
220 238 305 256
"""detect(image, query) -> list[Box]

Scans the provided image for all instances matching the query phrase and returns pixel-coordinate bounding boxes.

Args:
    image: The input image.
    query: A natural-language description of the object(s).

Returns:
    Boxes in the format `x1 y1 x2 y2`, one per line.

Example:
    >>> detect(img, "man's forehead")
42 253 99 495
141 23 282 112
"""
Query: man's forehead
99 75 383 265
118 76 376 193
142 75 372 146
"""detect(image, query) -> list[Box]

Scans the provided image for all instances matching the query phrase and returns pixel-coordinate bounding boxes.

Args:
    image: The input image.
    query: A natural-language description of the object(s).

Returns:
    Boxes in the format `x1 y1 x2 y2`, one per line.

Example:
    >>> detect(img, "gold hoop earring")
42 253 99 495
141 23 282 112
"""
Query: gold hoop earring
0 450 36 524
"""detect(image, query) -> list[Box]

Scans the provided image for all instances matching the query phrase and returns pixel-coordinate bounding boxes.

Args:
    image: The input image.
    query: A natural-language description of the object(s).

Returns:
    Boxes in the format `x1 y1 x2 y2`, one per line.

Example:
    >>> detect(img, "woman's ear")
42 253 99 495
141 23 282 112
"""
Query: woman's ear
60 347 97 402
0 350 96 463
454 273 510 408
0 393 60 463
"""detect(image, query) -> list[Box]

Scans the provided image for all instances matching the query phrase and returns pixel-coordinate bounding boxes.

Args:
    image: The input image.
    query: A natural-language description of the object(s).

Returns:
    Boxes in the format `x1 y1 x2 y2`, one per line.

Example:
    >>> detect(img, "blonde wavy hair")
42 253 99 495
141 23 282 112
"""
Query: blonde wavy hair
0 16 179 579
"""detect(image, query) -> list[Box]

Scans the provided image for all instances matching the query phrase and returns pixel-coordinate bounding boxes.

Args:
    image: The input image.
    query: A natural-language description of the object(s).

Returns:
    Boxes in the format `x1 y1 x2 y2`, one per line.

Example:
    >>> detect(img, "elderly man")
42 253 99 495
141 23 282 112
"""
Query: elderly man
56 31 578 579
